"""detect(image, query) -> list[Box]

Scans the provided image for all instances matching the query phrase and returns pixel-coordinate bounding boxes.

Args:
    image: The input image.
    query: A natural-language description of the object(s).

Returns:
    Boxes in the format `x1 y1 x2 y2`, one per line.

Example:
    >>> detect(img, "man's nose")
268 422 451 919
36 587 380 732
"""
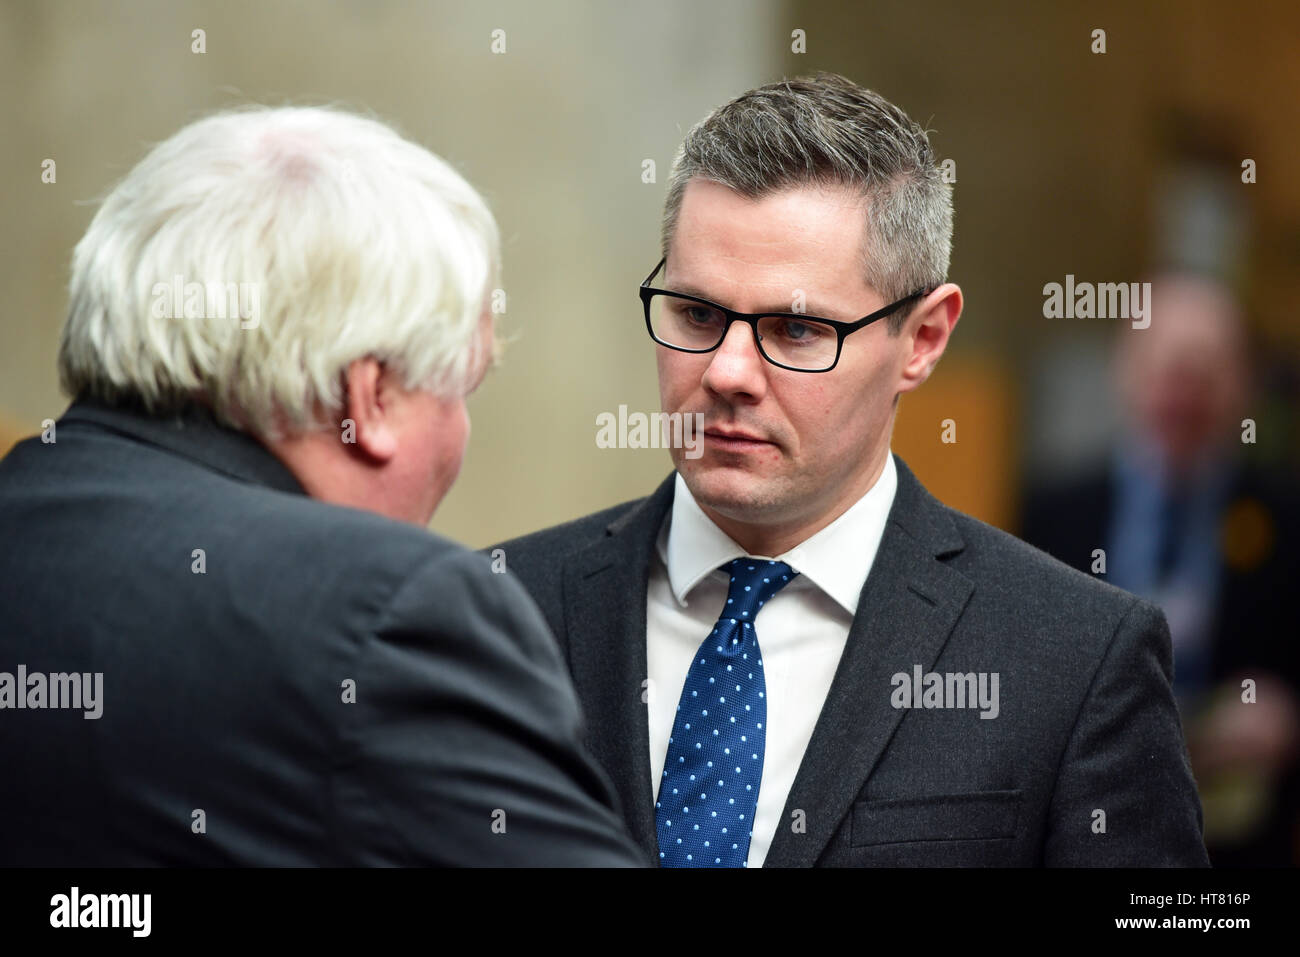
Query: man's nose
701 320 769 399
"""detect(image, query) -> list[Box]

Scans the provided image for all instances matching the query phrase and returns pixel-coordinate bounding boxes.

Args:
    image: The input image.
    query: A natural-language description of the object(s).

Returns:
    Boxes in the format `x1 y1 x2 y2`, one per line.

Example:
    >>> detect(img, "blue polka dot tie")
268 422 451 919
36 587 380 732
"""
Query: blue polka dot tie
655 558 798 867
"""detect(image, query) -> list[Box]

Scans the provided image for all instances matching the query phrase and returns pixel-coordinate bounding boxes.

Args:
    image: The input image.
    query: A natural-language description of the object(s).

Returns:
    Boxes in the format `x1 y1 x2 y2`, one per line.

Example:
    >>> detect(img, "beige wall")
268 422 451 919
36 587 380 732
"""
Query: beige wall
0 0 782 545
4 1 1297 544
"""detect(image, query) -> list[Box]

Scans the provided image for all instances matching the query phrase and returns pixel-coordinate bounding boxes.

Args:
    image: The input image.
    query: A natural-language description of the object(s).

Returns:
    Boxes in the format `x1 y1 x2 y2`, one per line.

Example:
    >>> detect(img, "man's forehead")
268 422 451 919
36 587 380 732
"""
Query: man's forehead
664 246 877 318
669 181 875 309
676 177 868 229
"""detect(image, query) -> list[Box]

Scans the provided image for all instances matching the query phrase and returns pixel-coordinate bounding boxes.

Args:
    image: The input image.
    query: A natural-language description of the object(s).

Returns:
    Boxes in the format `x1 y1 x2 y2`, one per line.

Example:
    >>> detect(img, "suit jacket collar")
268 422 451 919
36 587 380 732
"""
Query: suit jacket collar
764 455 972 866
562 471 676 856
59 397 307 496
563 454 972 865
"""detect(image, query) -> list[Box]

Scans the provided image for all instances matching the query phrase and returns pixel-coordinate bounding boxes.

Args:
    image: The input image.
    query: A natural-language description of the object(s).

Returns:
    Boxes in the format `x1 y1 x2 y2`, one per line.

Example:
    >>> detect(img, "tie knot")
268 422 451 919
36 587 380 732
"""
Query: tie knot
719 558 797 623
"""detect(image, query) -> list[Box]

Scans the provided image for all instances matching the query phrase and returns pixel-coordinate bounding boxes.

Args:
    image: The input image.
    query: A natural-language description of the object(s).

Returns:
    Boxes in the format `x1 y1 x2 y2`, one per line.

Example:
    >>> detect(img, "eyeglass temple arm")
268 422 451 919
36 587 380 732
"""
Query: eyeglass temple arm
642 257 667 286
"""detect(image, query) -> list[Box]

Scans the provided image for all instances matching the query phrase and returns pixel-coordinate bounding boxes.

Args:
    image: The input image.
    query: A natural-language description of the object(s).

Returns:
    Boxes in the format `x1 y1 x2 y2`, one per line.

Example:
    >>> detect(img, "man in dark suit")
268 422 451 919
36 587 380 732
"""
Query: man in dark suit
0 105 646 866
491 73 1209 867
1021 273 1300 866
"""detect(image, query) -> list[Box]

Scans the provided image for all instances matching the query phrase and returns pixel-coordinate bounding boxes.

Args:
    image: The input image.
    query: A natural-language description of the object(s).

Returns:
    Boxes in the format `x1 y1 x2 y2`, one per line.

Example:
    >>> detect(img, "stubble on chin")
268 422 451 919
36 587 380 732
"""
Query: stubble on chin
673 450 797 524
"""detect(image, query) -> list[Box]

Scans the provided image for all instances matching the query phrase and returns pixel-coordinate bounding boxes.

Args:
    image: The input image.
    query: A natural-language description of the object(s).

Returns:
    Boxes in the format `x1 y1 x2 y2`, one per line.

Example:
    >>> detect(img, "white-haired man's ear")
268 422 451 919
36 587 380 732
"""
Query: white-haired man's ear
341 357 400 463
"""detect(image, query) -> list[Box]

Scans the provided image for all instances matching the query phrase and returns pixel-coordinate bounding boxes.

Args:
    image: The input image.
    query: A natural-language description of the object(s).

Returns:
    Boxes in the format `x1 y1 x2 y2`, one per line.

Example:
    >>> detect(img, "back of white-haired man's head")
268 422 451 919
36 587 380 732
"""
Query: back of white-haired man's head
57 105 501 525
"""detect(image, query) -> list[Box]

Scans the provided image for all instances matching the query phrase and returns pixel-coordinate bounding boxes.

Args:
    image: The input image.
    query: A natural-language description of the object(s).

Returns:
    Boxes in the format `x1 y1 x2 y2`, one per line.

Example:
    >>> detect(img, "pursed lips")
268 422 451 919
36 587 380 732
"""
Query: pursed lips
702 427 775 449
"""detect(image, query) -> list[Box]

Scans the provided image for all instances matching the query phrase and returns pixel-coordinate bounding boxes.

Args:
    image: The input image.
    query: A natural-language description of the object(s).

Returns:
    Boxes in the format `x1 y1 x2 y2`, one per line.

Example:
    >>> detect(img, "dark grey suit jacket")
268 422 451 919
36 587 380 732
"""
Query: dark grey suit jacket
490 456 1210 866
0 399 646 866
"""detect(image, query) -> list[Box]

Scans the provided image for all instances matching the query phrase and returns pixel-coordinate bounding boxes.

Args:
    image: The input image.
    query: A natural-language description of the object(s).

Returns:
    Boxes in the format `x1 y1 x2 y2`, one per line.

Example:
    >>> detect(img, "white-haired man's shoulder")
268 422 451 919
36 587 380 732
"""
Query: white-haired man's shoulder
207 480 495 617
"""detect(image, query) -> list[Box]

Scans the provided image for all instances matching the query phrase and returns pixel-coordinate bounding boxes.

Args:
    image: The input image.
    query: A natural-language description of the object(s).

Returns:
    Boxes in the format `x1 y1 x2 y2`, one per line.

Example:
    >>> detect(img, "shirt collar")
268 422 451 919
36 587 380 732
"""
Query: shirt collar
658 452 898 616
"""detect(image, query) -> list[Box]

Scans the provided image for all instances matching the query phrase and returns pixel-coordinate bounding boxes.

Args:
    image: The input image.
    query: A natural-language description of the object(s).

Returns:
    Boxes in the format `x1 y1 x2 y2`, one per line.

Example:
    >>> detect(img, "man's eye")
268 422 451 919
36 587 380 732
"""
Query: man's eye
685 305 723 325
775 319 826 341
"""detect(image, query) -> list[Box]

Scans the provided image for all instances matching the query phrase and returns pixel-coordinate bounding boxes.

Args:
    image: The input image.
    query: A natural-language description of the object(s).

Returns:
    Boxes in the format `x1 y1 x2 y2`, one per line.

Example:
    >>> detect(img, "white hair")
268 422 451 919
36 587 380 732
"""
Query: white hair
58 104 500 438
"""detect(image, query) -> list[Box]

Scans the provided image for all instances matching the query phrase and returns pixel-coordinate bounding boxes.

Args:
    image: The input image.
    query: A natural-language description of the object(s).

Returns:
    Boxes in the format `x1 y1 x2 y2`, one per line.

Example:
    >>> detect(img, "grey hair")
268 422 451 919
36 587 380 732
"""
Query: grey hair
661 72 951 332
58 104 500 440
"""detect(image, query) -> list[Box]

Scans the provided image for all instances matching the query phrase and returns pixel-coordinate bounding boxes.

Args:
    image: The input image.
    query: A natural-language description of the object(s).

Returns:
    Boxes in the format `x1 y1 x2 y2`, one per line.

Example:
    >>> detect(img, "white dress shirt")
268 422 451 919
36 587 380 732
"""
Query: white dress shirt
646 452 898 867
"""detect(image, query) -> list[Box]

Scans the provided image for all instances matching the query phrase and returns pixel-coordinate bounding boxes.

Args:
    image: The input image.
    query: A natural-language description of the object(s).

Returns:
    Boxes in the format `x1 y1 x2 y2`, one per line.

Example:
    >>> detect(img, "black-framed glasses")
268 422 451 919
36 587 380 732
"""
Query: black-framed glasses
639 257 932 373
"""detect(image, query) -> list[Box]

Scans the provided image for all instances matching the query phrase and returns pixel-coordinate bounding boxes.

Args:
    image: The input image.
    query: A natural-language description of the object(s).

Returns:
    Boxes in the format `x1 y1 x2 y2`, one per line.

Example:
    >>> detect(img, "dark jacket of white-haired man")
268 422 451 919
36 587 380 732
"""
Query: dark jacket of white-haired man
0 105 647 866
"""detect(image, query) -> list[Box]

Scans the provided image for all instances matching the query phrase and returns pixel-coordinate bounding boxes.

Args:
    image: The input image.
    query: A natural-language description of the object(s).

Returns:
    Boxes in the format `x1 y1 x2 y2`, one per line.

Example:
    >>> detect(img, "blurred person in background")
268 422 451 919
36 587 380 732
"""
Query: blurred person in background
1022 272 1300 866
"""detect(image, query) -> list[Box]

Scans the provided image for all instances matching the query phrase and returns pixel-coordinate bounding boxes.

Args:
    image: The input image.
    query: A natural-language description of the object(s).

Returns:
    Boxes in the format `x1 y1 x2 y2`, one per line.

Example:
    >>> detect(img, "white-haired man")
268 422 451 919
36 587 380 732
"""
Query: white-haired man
0 106 646 866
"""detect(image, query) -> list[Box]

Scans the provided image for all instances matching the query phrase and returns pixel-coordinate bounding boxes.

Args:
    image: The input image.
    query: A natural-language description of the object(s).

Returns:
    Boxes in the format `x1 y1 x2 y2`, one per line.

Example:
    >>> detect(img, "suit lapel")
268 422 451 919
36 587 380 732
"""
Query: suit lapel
562 473 677 860
763 455 974 867
563 457 973 867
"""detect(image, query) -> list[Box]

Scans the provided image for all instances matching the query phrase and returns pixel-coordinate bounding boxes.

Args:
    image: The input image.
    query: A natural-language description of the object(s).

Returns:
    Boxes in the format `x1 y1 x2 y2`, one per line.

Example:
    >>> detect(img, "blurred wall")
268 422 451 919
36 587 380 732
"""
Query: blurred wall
0 0 783 546
781 0 1300 526
3 0 1297 545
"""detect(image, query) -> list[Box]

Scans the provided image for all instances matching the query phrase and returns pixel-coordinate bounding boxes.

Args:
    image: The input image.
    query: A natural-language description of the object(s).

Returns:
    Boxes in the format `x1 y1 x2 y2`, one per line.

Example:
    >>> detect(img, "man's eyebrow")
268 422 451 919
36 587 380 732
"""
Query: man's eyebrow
663 279 849 319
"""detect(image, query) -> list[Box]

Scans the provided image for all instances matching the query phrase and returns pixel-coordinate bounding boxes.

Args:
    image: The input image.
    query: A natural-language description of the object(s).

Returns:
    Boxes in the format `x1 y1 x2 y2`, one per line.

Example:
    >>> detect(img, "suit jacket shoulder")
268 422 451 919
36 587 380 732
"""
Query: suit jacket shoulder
0 399 646 866
490 488 665 652
488 458 1207 866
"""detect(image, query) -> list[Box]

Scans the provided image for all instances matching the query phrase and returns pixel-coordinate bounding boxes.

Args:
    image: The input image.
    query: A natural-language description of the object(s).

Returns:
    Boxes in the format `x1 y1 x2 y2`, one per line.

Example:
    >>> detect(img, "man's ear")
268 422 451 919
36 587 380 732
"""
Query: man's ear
341 357 399 463
898 283 963 395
